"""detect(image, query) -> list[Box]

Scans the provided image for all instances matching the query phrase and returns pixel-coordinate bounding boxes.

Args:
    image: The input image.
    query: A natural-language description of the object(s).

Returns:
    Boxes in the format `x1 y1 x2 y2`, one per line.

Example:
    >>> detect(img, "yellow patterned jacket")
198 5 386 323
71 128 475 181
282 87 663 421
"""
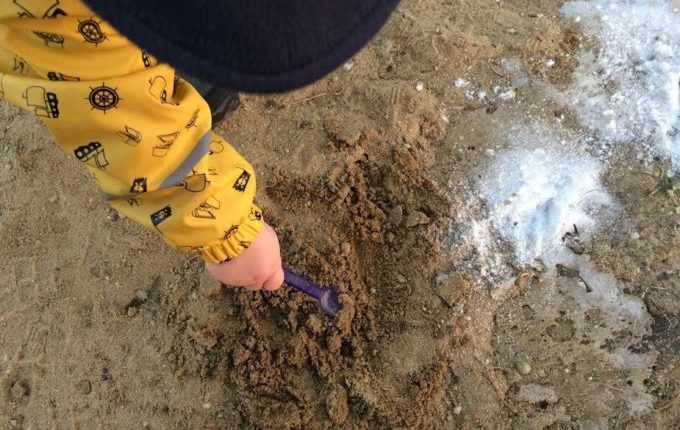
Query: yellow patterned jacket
0 0 264 264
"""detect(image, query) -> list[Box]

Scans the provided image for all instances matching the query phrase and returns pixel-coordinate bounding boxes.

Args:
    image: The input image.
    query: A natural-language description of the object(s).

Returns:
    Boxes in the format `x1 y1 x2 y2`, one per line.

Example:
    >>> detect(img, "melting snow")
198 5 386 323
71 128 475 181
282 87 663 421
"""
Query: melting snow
562 0 680 169
454 78 469 88
481 146 615 266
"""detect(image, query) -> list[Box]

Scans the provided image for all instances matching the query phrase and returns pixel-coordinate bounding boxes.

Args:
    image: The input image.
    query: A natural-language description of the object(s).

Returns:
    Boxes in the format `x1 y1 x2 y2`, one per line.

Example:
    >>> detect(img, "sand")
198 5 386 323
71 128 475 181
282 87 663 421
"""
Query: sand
0 0 678 428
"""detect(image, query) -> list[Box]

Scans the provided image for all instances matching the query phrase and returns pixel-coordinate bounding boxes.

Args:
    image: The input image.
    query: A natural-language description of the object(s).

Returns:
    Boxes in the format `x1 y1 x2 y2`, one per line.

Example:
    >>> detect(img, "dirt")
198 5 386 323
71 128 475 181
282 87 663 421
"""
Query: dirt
0 0 678 429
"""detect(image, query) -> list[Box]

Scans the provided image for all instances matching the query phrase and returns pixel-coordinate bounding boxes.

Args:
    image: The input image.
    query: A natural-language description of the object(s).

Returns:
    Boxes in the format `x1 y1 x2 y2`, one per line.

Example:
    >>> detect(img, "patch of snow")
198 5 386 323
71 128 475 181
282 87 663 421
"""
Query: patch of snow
463 89 490 102
470 219 492 259
501 57 531 87
481 145 615 266
561 0 680 169
438 182 511 289
454 78 469 88
500 58 522 72
493 86 516 101
439 110 450 124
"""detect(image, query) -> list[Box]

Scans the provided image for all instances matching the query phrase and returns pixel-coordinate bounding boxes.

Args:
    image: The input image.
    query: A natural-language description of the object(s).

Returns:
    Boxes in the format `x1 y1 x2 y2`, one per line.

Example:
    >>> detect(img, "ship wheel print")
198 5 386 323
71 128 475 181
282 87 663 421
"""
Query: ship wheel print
87 83 120 113
78 18 107 46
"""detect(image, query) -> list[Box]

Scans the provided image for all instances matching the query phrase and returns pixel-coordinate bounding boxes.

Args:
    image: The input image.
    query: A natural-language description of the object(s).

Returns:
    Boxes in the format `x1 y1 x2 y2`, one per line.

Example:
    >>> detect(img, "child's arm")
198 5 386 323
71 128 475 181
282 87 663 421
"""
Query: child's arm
0 1 283 289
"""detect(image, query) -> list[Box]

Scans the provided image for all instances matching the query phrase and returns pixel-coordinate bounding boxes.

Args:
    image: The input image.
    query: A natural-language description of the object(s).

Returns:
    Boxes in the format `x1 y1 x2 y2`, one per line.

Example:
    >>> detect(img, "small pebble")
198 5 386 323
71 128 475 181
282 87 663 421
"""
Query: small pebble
388 205 404 226
396 274 407 283
538 369 546 378
326 385 349 424
48 195 58 203
453 405 462 415
415 82 424 92
631 231 640 240
10 382 27 399
343 61 354 71
202 403 211 409
517 361 532 375
404 210 429 228
340 242 351 256
204 421 219 430
446 414 453 422
77 379 91 394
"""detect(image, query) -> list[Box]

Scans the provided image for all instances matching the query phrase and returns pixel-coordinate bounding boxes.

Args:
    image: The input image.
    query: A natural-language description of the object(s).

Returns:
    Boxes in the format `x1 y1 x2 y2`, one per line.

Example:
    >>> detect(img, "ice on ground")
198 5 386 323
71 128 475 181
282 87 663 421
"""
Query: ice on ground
493 86 516 101
453 78 469 88
501 58 531 87
561 0 680 169
561 261 656 414
481 146 615 266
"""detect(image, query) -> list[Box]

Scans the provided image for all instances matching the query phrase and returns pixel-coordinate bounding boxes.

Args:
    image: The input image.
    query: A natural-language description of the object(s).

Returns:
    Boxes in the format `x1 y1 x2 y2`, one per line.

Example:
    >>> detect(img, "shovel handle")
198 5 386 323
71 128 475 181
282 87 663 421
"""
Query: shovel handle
283 267 325 300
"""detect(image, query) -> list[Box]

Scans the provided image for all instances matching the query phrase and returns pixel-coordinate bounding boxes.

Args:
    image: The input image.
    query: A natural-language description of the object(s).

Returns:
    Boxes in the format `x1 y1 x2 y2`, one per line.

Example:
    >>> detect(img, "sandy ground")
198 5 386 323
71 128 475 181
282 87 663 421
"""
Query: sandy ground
0 0 678 428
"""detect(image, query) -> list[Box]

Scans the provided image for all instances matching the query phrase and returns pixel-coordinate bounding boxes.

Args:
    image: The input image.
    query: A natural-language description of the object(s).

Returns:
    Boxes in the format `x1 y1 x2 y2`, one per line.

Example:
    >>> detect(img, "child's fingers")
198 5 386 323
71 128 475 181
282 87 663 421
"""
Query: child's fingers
262 267 284 291
204 222 283 293
242 273 268 291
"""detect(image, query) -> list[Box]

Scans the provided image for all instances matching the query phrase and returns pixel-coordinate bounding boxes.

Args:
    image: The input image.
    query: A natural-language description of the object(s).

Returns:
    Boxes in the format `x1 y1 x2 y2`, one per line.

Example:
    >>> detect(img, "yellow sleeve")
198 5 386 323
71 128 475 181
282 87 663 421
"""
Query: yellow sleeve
0 0 263 264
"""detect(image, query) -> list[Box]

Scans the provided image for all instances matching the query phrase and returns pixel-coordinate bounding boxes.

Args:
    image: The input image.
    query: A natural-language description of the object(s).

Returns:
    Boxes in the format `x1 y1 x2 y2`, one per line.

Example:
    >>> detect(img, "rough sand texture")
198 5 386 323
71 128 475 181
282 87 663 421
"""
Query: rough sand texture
0 0 678 428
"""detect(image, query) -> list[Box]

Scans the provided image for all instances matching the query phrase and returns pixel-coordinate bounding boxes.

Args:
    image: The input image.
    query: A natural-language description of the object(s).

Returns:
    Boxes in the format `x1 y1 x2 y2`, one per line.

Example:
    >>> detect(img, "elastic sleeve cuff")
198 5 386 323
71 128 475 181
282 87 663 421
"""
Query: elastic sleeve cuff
199 212 265 264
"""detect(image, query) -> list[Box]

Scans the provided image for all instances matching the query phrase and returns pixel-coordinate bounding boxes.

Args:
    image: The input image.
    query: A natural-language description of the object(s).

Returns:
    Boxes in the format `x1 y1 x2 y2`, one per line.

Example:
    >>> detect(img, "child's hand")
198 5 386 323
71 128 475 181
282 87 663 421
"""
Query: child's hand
205 224 284 291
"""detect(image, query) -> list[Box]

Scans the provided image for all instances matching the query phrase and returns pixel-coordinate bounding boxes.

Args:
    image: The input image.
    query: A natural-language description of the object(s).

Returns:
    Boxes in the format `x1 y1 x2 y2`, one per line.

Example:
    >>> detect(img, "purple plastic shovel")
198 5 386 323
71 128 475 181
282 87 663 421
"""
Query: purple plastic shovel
283 267 343 317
